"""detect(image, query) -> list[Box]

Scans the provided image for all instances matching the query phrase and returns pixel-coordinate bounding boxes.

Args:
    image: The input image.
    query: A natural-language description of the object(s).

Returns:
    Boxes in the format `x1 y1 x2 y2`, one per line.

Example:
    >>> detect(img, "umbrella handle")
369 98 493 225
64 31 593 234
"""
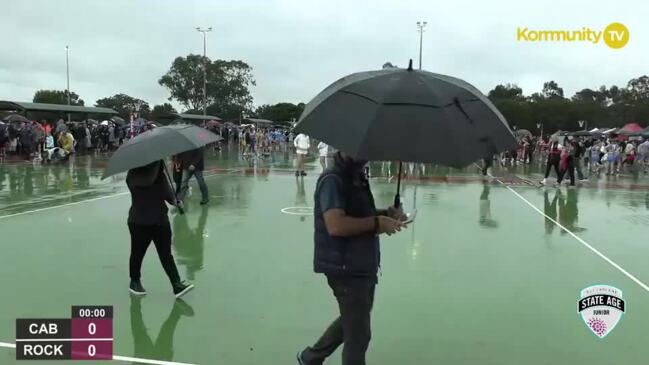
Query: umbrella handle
394 162 403 208
162 160 184 215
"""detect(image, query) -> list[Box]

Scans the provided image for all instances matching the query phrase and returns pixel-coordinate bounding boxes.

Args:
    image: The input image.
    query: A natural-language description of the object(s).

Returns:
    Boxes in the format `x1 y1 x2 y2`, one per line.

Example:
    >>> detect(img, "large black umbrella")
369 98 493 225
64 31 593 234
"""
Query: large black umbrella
103 124 221 179
294 60 516 205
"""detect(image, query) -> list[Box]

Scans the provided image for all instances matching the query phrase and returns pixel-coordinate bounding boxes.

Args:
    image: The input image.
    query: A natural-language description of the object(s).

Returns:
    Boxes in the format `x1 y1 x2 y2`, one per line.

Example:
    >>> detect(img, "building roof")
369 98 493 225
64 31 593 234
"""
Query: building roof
0 101 117 114
175 113 222 121
244 118 273 124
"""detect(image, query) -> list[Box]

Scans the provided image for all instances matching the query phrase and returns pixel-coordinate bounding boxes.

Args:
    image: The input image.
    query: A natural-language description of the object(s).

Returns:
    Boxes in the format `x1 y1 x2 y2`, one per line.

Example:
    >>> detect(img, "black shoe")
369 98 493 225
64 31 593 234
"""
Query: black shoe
295 171 300 177
129 280 146 296
173 281 195 298
296 350 306 365
200 200 209 205
301 171 307 176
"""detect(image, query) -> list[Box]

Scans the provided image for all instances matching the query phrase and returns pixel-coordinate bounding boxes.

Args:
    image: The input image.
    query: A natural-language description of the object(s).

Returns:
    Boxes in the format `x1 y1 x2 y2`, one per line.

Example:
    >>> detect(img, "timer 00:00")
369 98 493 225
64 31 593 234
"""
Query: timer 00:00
78 308 106 318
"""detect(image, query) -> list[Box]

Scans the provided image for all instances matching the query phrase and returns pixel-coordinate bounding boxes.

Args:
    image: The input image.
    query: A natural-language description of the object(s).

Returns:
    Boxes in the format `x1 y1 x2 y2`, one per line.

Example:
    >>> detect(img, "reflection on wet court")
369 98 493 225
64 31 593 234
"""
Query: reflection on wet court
1 146 649 364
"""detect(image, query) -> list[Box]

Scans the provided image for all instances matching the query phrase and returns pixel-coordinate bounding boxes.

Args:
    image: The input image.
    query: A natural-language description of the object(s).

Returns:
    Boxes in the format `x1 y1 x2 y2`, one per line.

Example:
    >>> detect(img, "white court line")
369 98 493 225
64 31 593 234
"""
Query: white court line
500 181 649 293
0 170 237 221
0 341 198 365
0 192 130 220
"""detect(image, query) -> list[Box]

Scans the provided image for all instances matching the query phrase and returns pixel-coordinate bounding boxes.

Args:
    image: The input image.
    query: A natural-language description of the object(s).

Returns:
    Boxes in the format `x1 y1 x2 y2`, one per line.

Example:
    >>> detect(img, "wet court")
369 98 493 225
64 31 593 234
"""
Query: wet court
1 147 649 365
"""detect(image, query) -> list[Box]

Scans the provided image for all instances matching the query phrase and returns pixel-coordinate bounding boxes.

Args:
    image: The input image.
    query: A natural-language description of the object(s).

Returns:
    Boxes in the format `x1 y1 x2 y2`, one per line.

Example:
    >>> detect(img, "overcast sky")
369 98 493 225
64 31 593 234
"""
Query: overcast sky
1 0 646 111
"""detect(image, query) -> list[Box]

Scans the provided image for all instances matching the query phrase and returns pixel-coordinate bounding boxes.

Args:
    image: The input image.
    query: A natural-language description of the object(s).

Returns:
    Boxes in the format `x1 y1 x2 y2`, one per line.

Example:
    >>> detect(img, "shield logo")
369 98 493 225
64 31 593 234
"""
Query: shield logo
578 285 625 338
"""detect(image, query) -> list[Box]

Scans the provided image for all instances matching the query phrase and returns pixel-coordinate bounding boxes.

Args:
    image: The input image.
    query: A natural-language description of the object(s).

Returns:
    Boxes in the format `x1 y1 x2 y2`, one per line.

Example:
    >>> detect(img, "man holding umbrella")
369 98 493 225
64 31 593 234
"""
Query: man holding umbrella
293 60 517 365
297 150 406 365
177 147 209 205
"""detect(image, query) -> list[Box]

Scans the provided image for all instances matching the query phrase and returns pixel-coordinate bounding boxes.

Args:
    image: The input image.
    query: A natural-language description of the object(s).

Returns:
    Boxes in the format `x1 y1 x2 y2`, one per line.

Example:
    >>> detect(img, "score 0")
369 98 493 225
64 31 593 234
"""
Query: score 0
70 306 113 360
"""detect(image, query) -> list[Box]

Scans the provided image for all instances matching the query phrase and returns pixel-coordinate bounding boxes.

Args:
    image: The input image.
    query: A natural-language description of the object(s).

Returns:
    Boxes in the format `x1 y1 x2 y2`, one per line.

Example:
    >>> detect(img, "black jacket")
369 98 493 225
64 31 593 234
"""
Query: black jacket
178 148 205 171
313 161 379 278
126 162 174 225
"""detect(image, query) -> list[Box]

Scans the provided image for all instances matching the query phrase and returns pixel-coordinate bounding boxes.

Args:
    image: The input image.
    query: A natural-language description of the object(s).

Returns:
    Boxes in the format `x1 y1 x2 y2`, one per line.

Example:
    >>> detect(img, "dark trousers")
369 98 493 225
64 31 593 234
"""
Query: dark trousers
545 156 561 179
178 169 209 202
302 276 376 365
558 157 575 186
128 222 181 285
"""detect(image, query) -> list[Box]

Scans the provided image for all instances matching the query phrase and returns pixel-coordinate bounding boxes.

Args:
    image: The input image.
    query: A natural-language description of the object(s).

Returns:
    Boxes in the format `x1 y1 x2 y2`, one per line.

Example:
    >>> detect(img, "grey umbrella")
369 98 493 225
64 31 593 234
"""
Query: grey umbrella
294 60 516 205
3 114 31 124
102 124 222 179
110 116 126 125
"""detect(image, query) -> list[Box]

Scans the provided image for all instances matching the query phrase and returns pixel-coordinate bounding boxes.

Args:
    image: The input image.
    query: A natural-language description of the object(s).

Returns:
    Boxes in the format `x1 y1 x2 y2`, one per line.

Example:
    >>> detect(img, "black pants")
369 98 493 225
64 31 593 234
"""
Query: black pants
558 157 575 186
302 276 376 365
545 156 561 179
128 222 181 285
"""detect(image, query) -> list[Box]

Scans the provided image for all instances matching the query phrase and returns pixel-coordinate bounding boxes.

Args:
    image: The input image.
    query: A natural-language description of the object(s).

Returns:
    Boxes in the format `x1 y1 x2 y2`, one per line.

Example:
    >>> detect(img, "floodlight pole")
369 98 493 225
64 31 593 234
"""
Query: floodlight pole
416 21 427 70
66 45 70 123
196 27 213 116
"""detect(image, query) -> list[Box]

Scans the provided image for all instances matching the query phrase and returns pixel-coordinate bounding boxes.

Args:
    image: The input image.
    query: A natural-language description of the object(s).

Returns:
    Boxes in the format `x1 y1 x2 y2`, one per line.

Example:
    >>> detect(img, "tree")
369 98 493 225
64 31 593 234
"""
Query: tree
151 103 177 115
33 89 84 106
255 102 305 123
541 81 564 99
95 94 150 119
488 84 524 101
158 54 256 120
627 75 649 101
572 88 607 105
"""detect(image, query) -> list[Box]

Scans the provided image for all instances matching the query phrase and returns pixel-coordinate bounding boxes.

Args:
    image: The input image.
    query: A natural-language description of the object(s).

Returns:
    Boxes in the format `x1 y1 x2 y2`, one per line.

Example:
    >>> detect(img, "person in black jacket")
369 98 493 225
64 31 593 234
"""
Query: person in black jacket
176 148 209 205
126 160 194 298
297 151 407 365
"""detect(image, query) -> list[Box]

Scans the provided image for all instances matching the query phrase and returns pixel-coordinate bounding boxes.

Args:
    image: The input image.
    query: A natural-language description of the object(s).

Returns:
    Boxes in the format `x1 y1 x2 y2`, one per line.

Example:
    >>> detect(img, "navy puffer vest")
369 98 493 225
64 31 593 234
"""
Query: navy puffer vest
313 164 380 277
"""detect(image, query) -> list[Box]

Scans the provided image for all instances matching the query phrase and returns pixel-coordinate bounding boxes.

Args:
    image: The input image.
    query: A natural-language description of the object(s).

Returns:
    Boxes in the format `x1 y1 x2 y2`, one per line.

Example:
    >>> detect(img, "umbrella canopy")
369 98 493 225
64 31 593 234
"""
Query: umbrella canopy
620 123 643 133
568 130 594 137
206 120 221 129
515 129 533 138
102 124 222 179
294 61 516 167
3 114 30 124
110 116 126 125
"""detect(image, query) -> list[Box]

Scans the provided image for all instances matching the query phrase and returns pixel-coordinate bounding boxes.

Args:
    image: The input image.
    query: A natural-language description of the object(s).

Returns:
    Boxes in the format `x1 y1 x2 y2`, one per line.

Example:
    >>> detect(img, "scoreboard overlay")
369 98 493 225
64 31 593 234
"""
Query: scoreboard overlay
16 306 113 360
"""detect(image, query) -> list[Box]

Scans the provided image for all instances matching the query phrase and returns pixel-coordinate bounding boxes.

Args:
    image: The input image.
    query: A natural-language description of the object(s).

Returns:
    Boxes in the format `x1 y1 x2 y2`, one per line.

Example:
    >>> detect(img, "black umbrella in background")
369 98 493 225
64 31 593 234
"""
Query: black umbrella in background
294 60 516 206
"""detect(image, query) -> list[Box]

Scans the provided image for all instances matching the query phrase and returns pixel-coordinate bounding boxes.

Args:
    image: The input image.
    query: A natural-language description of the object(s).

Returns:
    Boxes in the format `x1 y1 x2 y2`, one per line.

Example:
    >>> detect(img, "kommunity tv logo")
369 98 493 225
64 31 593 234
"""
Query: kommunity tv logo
517 23 629 49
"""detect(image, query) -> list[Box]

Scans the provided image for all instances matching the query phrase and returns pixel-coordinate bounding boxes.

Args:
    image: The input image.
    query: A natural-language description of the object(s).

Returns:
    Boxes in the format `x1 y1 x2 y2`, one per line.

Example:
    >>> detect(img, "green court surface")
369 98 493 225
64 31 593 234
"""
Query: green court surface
1 148 649 364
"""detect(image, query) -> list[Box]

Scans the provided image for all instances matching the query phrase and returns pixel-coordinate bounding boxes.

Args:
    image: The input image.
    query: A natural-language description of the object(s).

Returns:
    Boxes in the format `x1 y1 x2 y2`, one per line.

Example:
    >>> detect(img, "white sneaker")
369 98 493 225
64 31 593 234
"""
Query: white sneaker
541 178 546 185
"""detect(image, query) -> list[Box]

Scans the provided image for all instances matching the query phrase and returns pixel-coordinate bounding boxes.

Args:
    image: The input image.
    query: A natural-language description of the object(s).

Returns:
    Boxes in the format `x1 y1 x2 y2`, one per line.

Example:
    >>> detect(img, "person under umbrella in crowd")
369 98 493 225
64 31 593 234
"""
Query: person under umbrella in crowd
177 147 209 205
637 139 649 173
317 141 329 170
294 132 310 176
557 140 576 187
297 151 407 365
19 122 35 161
126 160 194 298
541 140 562 185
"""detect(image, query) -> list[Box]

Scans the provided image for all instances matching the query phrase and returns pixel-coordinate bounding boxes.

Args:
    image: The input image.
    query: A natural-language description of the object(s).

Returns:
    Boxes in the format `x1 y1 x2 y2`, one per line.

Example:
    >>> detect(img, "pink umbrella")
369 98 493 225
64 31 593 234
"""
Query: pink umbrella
620 123 643 133
206 120 221 129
